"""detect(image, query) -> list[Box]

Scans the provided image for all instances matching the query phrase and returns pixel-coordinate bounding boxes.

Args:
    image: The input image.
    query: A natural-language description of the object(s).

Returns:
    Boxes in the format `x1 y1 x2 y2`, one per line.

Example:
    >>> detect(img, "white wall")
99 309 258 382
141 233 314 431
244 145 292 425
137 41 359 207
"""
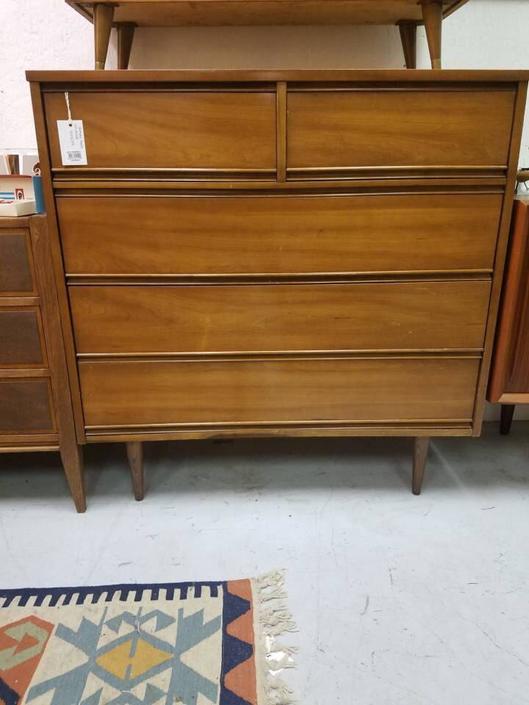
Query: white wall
1 0 529 161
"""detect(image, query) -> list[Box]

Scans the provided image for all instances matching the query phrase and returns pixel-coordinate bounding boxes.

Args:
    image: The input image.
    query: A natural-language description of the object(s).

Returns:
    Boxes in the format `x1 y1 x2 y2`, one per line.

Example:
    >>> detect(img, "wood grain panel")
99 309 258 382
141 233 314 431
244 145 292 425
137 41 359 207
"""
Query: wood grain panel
0 379 54 433
0 309 44 366
44 91 276 171
287 90 515 169
490 198 529 396
57 193 503 275
79 357 480 427
0 232 33 293
70 281 491 355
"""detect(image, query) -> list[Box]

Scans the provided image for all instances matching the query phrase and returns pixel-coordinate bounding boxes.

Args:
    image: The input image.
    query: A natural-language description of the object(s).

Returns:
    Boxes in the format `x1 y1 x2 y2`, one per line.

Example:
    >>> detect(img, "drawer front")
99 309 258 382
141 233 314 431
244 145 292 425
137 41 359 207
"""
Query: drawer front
79 357 480 428
287 90 515 169
0 379 54 433
0 309 45 366
57 193 502 275
0 231 33 294
70 281 491 355
44 91 277 171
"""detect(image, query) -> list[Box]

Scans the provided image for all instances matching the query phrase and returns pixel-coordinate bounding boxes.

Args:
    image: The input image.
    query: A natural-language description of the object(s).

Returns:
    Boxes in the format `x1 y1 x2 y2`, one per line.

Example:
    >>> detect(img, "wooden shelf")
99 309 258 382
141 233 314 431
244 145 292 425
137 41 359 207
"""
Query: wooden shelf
68 0 467 27
66 0 469 69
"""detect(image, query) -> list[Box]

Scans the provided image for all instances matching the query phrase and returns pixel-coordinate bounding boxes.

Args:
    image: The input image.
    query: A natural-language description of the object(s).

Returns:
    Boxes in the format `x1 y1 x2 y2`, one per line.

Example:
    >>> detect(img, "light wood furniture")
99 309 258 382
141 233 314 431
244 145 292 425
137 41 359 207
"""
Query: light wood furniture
66 0 469 70
488 194 529 433
0 215 84 511
27 69 527 501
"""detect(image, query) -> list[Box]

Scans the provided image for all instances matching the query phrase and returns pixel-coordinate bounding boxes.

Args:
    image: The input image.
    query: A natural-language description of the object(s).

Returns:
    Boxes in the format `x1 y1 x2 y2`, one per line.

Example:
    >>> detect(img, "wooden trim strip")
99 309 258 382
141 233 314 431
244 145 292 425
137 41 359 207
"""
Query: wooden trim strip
66 271 493 284
53 178 508 191
76 349 484 361
0 296 40 307
86 419 473 430
85 426 473 443
276 81 287 183
0 368 50 379
0 445 60 453
496 393 529 404
0 432 59 445
29 83 87 441
27 70 529 82
78 352 481 363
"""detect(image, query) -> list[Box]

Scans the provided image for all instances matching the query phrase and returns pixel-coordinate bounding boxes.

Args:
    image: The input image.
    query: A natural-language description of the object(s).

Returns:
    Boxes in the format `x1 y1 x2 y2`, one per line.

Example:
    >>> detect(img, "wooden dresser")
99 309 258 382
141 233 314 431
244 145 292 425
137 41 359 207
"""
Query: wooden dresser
0 215 84 511
27 70 527 503
488 195 529 433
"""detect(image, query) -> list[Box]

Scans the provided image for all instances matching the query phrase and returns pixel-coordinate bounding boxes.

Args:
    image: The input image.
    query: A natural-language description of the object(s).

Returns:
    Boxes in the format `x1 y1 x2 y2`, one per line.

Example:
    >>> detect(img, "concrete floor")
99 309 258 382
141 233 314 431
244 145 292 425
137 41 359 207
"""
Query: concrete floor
1 422 529 704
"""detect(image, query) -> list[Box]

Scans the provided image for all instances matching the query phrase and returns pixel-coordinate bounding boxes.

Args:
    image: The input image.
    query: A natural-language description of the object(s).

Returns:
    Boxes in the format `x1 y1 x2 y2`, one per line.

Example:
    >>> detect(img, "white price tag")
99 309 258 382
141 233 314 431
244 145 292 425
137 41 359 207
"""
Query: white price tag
57 120 88 166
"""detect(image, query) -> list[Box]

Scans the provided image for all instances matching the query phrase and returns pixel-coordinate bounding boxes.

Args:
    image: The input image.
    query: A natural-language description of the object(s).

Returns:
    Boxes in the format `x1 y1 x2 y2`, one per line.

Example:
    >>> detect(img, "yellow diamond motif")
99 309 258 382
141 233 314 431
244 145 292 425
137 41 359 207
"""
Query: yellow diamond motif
97 638 171 680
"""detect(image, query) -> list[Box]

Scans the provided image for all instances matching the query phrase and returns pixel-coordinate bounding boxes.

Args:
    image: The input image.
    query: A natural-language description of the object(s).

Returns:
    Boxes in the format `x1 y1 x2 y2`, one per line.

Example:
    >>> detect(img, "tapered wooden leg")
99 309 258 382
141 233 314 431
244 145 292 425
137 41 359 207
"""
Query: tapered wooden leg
398 21 417 69
421 0 443 69
127 441 144 501
60 443 86 513
500 404 515 435
94 3 114 70
412 437 430 495
117 23 135 69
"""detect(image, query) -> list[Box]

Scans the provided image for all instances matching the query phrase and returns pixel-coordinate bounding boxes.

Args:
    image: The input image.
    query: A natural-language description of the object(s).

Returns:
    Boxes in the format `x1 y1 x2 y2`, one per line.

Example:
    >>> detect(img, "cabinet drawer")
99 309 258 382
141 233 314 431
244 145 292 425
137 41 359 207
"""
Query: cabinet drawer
57 193 502 275
70 281 491 355
0 231 34 294
44 91 276 172
79 357 480 428
0 309 45 366
287 89 515 170
0 379 54 433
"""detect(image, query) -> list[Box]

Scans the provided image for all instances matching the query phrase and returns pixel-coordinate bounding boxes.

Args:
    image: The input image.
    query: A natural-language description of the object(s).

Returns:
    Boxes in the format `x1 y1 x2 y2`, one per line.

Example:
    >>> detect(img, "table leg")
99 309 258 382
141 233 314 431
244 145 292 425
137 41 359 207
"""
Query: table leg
60 442 86 513
94 3 114 70
421 0 443 69
500 404 516 435
398 22 417 69
412 437 430 495
117 23 135 69
127 441 145 501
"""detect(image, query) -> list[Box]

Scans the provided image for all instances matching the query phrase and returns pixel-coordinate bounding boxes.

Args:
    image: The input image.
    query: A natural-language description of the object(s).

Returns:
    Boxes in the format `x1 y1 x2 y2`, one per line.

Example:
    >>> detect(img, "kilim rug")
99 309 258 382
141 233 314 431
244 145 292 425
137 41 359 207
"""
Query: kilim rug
0 571 296 705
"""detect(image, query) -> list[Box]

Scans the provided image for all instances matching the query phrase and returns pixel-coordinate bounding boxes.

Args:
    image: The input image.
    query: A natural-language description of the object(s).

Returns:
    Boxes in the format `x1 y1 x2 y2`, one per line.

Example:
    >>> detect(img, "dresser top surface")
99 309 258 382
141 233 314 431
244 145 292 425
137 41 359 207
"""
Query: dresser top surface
26 69 529 84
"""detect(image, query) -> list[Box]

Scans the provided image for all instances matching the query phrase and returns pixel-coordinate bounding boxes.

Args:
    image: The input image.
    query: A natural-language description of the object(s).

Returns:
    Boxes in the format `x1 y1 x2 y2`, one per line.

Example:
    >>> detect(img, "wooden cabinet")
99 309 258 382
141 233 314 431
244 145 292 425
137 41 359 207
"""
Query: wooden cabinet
27 69 528 503
488 197 529 432
0 216 84 511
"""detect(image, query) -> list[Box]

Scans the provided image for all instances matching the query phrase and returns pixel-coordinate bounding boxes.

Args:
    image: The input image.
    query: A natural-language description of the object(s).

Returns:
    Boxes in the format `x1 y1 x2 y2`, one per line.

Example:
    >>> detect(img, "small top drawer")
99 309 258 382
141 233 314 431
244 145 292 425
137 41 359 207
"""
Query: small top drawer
44 90 277 172
287 88 516 171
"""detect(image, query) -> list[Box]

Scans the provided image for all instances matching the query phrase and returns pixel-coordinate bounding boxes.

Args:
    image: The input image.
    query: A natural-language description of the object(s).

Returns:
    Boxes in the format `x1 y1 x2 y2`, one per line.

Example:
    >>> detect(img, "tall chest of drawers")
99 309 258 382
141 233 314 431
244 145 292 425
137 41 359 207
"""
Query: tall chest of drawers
27 70 528 506
0 215 84 511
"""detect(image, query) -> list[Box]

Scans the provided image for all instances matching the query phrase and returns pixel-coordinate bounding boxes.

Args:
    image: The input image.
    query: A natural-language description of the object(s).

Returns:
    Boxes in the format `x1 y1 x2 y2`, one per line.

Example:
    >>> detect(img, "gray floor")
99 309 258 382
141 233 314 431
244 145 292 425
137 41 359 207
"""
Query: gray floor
1 422 529 704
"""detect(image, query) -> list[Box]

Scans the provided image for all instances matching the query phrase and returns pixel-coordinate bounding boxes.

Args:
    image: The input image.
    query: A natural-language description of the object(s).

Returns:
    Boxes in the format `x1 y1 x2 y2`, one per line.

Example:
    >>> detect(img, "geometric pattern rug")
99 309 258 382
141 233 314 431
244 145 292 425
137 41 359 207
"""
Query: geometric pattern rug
0 572 296 705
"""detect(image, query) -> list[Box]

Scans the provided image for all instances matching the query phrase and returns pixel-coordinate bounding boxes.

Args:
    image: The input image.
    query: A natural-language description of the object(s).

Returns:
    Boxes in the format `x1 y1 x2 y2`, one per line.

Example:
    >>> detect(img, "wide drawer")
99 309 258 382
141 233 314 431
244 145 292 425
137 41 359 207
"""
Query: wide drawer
79 357 480 428
0 230 34 294
0 309 45 366
57 193 502 275
70 281 491 355
0 379 54 433
287 89 515 170
44 91 277 171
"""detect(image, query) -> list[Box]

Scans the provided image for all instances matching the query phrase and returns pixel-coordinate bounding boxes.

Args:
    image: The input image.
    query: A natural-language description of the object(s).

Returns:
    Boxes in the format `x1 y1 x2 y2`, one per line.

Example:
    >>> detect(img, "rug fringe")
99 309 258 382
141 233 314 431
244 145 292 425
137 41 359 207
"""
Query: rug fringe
252 570 298 705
